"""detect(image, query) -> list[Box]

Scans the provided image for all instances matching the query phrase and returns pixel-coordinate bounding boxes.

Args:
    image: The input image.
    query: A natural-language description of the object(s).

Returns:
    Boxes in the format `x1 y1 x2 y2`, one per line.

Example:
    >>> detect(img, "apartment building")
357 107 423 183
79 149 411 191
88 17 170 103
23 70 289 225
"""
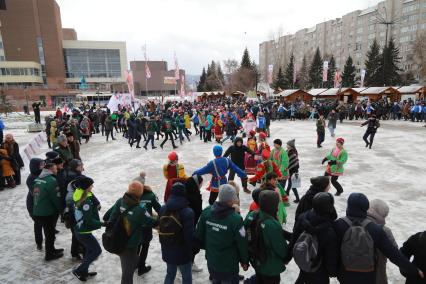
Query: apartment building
259 0 426 83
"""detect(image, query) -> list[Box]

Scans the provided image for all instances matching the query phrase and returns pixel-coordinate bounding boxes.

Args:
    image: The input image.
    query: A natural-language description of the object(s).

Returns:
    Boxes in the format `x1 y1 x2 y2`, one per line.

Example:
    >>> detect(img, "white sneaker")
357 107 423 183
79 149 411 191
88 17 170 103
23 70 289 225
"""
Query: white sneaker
192 263 203 272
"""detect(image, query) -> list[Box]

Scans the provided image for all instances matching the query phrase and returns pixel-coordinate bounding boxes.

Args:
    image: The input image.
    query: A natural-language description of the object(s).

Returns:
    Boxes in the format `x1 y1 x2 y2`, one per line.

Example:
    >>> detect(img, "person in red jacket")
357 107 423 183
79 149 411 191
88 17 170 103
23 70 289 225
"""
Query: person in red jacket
162 151 188 202
249 150 282 186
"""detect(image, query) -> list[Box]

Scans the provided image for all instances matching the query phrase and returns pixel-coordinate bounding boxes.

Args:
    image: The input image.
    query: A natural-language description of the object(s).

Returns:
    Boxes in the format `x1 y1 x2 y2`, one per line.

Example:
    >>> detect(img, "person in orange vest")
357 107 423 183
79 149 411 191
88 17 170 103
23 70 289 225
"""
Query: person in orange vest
162 151 188 202
249 149 282 186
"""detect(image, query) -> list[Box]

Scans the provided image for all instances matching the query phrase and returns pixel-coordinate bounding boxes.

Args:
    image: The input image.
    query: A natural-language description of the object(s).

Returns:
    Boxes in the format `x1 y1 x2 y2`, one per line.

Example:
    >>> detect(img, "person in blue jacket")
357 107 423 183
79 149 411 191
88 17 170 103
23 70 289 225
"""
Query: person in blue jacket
193 145 247 205
160 183 195 284
0 117 4 144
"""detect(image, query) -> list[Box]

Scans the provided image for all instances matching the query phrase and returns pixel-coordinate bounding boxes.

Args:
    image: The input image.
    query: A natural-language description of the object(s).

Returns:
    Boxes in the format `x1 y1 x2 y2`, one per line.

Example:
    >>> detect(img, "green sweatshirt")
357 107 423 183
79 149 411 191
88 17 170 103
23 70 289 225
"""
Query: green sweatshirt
33 170 61 216
73 188 102 234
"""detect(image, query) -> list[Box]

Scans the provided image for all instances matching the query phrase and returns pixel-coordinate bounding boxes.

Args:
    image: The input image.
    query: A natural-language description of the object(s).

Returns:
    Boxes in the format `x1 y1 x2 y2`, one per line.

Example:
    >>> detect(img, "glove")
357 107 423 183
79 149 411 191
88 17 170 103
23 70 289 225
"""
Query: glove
321 157 328 165
328 160 337 165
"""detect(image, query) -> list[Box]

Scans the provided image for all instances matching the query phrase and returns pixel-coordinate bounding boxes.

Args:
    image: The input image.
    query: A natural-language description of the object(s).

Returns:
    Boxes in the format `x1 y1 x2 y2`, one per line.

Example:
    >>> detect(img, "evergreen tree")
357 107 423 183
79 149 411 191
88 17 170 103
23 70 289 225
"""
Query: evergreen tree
197 67 207 91
326 55 336 88
341 56 356 87
241 47 252 69
364 39 382 86
309 47 323 88
283 53 295 88
252 60 260 86
298 55 309 89
382 37 402 86
273 67 286 89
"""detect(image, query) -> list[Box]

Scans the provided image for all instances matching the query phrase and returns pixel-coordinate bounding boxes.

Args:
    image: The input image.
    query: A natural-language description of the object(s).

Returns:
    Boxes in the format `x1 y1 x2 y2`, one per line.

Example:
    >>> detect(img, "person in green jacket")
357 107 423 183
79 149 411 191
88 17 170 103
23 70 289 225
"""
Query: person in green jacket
195 184 249 283
255 190 288 283
137 184 161 276
32 160 63 261
53 134 74 168
72 176 104 282
160 114 178 149
107 181 157 284
271 139 289 187
321 137 348 196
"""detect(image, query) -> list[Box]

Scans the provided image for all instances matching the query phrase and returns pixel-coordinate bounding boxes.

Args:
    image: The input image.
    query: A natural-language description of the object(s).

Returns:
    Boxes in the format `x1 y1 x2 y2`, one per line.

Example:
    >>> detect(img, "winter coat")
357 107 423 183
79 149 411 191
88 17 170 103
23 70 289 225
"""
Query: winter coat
26 158 44 216
53 144 74 167
367 208 398 284
271 147 289 179
326 147 348 176
193 157 246 192
185 177 203 223
162 117 175 133
0 149 14 177
184 114 191 129
146 119 158 135
400 231 426 284
195 202 249 273
295 185 337 222
327 113 338 128
159 192 194 265
140 189 161 216
105 116 113 131
3 141 24 169
253 210 288 276
69 140 81 161
223 140 255 169
362 118 380 133
50 121 58 144
32 169 61 216
287 148 299 174
257 116 266 129
73 189 102 234
224 119 237 136
317 118 326 133
334 195 419 284
205 114 214 130
288 210 339 283
106 194 157 249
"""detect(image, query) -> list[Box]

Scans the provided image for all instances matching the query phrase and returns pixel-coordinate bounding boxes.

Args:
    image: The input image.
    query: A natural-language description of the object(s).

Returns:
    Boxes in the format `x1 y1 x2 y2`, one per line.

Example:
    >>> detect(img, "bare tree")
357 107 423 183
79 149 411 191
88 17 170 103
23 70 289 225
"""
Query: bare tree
223 59 239 75
414 32 426 84
269 25 285 75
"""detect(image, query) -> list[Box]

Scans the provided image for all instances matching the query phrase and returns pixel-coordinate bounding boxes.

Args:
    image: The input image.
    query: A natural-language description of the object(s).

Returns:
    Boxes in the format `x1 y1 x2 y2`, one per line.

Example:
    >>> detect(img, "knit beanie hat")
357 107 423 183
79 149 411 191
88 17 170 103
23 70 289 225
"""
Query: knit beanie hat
368 199 389 220
346 192 369 219
127 181 144 198
312 192 335 215
287 139 295 148
46 151 59 160
259 190 280 217
171 182 186 197
310 176 330 191
218 184 238 203
69 159 83 171
75 176 94 190
213 145 223 157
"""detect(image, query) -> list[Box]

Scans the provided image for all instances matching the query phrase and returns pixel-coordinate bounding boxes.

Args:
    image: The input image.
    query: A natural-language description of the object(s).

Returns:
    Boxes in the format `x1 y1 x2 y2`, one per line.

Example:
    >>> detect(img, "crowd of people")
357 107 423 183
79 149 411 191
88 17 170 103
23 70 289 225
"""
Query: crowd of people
17 96 425 284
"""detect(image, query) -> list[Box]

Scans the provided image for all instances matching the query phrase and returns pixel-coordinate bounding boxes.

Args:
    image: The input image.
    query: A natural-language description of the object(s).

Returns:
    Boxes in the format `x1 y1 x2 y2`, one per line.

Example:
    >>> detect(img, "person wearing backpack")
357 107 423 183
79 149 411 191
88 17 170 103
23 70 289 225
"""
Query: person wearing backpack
106 181 157 284
193 145 247 205
288 192 338 284
250 190 288 284
334 193 423 284
400 231 426 284
195 184 249 283
295 176 331 222
137 184 161 276
72 177 104 282
159 182 195 284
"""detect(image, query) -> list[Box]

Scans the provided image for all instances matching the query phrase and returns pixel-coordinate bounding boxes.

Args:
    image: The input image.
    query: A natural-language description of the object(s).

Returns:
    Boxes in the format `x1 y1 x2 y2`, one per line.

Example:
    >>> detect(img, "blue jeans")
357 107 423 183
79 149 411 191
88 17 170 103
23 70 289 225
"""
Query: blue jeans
75 233 102 275
164 262 192 284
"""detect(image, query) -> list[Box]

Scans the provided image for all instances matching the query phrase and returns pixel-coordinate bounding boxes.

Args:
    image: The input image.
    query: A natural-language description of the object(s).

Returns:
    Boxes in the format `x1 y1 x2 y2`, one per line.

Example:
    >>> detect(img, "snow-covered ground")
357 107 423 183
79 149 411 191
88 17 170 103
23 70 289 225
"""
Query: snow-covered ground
0 116 425 284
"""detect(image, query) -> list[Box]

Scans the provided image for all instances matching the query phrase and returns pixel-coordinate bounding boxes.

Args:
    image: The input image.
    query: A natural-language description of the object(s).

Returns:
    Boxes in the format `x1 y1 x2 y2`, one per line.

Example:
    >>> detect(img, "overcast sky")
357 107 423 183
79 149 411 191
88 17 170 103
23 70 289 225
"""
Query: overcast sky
57 0 381 75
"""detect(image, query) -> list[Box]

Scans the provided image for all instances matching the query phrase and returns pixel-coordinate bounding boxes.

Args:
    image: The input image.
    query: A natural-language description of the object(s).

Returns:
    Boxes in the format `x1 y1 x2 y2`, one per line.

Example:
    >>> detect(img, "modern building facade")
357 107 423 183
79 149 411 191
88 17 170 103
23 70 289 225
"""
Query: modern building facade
0 0 128 109
130 61 185 96
259 0 426 84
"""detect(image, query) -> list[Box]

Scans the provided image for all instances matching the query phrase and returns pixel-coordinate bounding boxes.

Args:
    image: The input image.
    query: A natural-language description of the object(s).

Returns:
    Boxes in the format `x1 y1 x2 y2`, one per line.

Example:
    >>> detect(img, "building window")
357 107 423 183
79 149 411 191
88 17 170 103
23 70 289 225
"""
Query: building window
0 56 4 61
0 0 6 10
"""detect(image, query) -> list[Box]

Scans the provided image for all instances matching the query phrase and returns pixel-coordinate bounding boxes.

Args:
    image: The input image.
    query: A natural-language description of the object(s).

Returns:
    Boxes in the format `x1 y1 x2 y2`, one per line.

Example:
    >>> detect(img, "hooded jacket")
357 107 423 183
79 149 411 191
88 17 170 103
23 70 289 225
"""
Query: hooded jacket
26 158 44 216
32 169 61 217
159 187 194 265
223 138 255 169
195 202 249 274
288 210 339 283
295 185 335 222
400 231 426 284
73 188 102 234
185 176 203 223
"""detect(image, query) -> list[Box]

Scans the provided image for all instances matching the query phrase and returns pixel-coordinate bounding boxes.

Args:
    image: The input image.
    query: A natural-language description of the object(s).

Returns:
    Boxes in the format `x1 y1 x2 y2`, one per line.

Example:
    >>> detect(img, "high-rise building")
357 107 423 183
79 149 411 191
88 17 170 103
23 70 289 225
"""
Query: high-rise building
259 0 426 84
0 0 127 108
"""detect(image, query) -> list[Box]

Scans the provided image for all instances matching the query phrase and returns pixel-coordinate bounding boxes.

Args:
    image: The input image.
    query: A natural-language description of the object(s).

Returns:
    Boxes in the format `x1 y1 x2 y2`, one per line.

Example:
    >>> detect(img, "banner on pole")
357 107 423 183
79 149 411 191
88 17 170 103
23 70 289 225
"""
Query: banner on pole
334 70 342 88
323 61 329 82
174 53 179 80
360 69 366 88
125 70 135 101
267 65 273 84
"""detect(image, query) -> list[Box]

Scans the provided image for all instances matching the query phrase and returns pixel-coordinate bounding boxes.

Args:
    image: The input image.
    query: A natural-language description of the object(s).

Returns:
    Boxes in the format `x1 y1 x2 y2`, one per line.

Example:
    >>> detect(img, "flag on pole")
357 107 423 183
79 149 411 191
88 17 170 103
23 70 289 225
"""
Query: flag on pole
334 70 342 88
323 61 329 82
180 74 185 98
174 53 180 80
360 69 366 88
143 45 151 79
267 65 273 84
125 70 135 101
293 63 297 84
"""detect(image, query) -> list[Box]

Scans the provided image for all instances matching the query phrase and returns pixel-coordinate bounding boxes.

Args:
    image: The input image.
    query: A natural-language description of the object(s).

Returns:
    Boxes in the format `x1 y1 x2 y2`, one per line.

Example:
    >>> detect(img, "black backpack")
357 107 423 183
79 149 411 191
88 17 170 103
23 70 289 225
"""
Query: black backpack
247 212 267 266
102 204 137 255
158 210 184 246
